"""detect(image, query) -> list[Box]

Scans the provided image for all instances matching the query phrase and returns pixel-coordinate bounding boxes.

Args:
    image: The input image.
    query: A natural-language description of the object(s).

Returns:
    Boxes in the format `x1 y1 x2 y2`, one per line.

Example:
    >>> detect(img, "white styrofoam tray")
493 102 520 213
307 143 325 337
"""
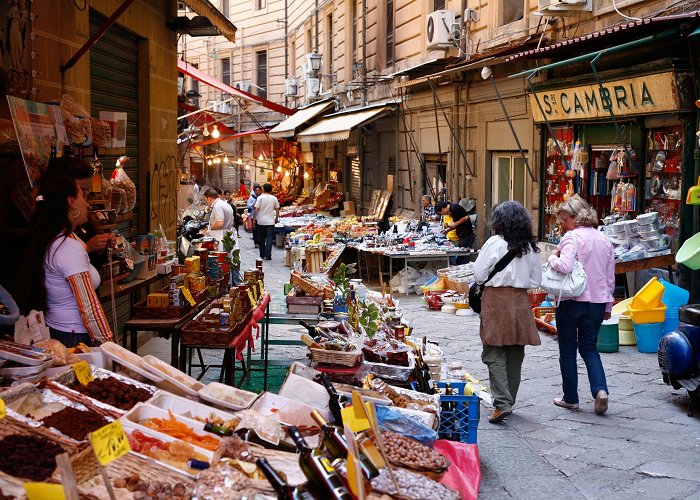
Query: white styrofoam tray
251 392 331 428
197 382 259 412
147 390 236 424
142 355 204 397
101 342 164 383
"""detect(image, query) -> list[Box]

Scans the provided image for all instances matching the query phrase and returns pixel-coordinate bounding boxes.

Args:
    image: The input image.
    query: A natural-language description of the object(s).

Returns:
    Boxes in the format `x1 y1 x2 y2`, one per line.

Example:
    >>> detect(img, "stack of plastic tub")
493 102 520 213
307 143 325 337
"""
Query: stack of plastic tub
659 278 690 334
627 277 666 353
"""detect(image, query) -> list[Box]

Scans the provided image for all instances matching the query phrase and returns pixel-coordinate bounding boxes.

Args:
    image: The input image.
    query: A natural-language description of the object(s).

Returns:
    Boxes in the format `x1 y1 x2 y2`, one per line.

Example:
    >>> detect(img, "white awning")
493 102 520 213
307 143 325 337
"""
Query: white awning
268 100 336 139
296 106 392 143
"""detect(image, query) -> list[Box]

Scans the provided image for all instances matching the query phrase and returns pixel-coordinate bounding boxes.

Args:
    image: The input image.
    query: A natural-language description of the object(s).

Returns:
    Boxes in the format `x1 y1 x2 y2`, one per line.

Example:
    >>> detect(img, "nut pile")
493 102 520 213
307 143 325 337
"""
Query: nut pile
113 473 190 500
71 377 151 410
380 431 449 472
370 467 459 500
42 406 108 441
0 435 64 481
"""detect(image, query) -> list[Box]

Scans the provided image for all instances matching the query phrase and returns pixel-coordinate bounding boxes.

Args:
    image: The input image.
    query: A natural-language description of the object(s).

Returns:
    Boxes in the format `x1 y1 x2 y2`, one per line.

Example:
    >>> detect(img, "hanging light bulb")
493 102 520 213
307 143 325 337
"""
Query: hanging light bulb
284 170 290 177
223 154 229 163
304 171 310 179
207 158 213 166
215 157 221 164
237 157 243 165
202 124 210 137
211 125 220 139
258 153 264 161
276 165 282 173
244 163 249 170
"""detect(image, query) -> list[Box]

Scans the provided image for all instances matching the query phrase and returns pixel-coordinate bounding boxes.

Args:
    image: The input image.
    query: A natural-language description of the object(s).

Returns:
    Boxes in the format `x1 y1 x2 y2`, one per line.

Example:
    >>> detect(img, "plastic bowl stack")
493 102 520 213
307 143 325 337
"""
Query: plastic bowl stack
628 277 666 353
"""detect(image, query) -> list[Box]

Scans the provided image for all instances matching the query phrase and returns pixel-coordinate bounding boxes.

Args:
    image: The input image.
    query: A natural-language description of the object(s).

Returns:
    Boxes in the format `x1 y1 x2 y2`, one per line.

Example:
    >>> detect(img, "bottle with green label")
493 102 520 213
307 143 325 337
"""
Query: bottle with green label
287 426 351 500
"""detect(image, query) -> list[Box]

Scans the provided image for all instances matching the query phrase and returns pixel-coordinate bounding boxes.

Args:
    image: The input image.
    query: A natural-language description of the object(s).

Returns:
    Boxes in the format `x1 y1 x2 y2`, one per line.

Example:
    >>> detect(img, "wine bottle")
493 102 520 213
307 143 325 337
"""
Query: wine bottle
316 373 344 425
235 428 297 453
413 347 436 395
256 457 315 500
203 422 234 437
287 426 352 500
311 410 379 479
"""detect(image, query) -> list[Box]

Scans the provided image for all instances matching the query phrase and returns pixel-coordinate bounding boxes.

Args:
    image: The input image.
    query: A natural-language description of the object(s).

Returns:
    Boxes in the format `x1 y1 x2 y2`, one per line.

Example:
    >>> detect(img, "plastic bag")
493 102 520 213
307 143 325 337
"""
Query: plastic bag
389 266 420 293
433 440 481 500
374 404 438 446
60 94 92 145
110 156 136 212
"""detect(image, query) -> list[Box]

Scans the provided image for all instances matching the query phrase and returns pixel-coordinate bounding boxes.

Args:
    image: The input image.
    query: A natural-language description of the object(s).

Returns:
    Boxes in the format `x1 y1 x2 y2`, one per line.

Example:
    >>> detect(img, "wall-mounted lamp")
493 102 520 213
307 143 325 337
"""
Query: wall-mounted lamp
308 50 322 72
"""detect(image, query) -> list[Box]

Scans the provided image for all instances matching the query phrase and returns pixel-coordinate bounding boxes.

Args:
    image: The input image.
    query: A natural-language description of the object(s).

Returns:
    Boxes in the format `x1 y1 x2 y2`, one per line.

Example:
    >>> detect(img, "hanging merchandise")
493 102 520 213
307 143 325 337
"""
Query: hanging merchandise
111 156 136 213
605 149 619 180
622 183 636 212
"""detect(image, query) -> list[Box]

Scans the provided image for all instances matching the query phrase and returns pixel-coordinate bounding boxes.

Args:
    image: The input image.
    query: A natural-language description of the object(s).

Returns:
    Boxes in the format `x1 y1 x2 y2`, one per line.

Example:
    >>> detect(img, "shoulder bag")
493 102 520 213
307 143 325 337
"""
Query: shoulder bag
541 233 588 306
468 250 517 314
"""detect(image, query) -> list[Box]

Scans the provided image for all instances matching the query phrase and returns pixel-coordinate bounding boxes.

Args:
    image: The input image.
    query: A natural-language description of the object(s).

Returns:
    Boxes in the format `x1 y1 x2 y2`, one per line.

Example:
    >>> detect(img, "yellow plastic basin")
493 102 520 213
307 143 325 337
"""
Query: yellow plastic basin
631 277 665 309
627 303 667 324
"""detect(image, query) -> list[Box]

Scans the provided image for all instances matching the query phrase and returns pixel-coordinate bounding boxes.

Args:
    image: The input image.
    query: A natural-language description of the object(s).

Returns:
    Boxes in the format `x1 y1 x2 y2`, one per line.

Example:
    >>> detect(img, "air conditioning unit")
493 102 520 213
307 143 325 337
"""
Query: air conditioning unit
427 10 456 49
285 78 298 97
306 78 321 100
234 81 252 93
537 0 591 12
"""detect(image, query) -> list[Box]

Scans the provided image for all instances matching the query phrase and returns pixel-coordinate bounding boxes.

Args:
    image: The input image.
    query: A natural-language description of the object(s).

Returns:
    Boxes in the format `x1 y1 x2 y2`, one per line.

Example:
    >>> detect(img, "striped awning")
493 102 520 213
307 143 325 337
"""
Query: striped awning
268 99 336 139
181 0 237 43
296 106 392 143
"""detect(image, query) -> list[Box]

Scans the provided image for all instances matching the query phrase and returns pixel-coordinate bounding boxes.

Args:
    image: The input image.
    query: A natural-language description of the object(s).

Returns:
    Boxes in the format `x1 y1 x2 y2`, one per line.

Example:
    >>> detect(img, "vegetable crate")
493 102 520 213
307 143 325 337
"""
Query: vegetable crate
436 381 480 444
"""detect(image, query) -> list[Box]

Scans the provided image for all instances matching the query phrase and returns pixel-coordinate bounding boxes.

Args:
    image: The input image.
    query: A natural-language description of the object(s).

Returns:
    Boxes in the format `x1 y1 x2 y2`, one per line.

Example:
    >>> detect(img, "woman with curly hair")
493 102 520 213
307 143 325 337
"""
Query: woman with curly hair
473 201 542 423
548 195 614 415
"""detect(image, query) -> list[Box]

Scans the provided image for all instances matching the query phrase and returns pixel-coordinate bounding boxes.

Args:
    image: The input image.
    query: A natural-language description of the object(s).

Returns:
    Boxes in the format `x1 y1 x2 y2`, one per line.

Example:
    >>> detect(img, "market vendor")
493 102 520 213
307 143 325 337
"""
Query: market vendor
435 200 476 264
421 195 436 221
19 176 113 347
247 184 262 248
203 188 237 253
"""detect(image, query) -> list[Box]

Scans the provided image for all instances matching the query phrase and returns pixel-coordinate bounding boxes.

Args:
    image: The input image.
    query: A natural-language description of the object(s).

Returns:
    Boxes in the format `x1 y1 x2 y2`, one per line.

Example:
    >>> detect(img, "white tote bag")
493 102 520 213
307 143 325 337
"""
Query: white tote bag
541 234 588 305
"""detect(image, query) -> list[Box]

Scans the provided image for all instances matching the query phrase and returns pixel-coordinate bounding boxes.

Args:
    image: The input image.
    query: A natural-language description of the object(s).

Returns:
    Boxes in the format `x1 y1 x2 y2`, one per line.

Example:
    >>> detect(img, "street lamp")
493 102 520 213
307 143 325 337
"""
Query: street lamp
308 50 322 72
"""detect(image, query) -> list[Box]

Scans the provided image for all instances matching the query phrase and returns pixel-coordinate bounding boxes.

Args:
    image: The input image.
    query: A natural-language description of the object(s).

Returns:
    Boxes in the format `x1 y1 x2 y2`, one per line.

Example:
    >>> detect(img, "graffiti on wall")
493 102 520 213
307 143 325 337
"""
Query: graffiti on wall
150 155 177 238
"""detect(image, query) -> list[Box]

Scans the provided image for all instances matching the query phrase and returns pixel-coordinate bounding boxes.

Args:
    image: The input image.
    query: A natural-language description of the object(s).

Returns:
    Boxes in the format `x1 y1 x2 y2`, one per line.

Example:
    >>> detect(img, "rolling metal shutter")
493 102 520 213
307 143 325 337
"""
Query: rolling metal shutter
89 10 140 237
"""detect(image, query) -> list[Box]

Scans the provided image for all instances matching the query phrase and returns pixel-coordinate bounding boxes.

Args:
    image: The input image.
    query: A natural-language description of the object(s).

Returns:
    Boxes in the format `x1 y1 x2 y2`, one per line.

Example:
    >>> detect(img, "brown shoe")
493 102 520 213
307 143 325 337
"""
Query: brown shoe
553 398 579 410
488 408 512 423
594 390 608 415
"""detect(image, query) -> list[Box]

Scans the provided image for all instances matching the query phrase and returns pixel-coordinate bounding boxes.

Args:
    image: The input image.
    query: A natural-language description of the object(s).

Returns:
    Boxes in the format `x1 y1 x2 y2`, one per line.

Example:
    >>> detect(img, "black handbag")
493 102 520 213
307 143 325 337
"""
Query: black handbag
468 250 517 314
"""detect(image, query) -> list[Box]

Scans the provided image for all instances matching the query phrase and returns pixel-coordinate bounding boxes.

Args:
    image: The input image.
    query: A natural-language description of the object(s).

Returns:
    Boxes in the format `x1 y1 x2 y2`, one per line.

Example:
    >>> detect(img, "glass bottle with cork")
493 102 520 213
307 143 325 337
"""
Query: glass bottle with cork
256 457 315 500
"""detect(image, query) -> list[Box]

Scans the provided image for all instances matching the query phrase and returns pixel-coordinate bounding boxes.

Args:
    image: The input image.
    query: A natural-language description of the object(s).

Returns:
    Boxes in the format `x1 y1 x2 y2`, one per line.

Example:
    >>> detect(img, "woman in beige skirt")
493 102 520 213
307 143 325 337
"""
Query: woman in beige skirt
473 201 542 423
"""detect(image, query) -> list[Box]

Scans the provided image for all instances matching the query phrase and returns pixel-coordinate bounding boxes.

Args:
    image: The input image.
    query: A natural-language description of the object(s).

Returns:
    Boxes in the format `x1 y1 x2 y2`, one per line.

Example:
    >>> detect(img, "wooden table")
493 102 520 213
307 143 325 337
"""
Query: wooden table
615 253 676 297
121 299 210 368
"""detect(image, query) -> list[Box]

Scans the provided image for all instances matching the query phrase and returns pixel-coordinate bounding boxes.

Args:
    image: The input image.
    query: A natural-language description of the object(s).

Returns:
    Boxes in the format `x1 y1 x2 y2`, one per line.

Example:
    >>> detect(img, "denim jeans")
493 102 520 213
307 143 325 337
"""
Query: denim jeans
49 327 92 348
555 300 608 404
257 224 275 259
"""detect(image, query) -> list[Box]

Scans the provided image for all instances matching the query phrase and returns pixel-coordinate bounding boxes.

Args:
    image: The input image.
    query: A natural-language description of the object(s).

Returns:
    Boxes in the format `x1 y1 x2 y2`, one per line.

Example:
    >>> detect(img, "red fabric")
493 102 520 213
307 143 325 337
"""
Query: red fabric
232 322 254 361
433 441 480 500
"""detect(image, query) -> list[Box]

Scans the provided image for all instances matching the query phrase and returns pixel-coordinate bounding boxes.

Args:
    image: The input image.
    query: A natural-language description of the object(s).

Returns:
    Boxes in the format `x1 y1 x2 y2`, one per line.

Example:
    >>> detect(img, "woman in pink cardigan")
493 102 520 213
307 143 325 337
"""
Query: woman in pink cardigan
548 195 615 415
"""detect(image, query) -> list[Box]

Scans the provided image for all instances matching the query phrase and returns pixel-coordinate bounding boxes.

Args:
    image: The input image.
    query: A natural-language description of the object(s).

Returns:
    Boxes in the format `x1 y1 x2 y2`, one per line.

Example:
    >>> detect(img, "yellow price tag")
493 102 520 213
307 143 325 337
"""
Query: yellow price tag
73 360 94 385
258 280 265 298
0 398 5 419
346 453 365 499
246 289 256 307
180 286 196 306
23 483 66 500
89 420 131 465
341 402 372 433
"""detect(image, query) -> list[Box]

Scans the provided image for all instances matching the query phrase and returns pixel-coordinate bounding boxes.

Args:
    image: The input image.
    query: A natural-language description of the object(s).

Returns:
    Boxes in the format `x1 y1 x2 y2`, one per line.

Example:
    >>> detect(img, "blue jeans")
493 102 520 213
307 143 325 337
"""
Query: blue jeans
50 327 92 348
257 224 275 259
555 300 608 404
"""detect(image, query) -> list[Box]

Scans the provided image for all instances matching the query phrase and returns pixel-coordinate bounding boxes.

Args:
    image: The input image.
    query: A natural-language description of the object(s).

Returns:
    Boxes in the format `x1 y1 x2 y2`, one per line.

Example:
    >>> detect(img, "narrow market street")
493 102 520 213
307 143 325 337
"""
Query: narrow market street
142 233 700 499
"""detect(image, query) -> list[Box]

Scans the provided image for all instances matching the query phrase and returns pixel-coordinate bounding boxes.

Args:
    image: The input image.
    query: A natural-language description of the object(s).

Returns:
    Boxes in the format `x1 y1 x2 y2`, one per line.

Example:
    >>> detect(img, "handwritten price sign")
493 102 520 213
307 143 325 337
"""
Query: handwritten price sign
89 420 131 465
73 360 94 385
23 482 66 500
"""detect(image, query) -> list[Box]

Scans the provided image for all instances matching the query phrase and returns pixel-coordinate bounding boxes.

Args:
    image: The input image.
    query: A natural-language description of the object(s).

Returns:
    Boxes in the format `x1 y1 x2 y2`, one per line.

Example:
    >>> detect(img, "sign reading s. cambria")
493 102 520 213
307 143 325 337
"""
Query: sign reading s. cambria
529 71 680 123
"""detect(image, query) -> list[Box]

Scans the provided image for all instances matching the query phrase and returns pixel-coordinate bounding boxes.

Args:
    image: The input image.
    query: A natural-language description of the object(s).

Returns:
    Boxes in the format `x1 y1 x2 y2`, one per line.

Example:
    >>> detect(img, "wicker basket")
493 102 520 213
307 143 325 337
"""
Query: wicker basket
290 270 325 297
309 348 362 367
55 447 194 500
449 278 471 294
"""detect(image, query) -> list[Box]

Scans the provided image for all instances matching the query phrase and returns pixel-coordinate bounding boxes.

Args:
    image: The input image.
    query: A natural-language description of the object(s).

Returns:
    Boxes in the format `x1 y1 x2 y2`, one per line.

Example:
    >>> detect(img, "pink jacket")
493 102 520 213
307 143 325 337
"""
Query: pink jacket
547 227 616 313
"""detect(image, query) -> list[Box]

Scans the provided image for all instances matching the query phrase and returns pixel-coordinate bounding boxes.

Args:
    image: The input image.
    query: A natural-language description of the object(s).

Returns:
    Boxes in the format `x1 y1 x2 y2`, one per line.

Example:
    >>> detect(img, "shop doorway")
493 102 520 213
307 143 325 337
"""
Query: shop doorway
492 153 526 206
423 154 447 201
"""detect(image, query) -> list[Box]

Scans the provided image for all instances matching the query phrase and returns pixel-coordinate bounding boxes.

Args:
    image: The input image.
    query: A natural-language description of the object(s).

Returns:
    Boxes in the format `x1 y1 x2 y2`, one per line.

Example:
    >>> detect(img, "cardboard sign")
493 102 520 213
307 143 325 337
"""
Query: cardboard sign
0 398 5 419
89 420 131 465
73 360 94 385
23 483 66 500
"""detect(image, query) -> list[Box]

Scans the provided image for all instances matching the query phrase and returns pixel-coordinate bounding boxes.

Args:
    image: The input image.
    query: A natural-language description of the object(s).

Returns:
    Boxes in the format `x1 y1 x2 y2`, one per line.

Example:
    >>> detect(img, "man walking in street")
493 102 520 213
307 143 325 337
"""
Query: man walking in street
435 200 476 264
247 184 262 248
254 183 280 260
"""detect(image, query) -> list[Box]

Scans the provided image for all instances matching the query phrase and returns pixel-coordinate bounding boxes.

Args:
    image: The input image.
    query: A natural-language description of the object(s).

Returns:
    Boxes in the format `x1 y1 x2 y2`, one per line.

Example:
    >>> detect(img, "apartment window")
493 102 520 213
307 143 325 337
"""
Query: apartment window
255 0 266 10
221 0 228 18
434 0 446 9
351 0 358 56
326 14 333 75
493 154 526 205
500 0 524 26
307 28 312 53
256 51 267 99
189 63 199 107
385 0 394 67
221 57 230 86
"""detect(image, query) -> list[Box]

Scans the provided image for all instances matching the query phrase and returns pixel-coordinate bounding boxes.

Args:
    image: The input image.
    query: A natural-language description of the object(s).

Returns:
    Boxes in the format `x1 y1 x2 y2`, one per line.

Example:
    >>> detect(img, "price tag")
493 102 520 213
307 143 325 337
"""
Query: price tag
73 360 94 385
89 420 131 465
246 289 256 307
23 483 66 500
346 453 365 499
180 286 196 306
0 398 5 419
341 401 373 433
258 280 265 298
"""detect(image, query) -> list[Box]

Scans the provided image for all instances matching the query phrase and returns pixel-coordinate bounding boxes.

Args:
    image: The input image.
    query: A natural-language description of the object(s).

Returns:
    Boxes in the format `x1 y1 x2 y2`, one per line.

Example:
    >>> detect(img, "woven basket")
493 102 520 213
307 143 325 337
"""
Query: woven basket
56 447 194 500
290 270 325 297
309 348 362 367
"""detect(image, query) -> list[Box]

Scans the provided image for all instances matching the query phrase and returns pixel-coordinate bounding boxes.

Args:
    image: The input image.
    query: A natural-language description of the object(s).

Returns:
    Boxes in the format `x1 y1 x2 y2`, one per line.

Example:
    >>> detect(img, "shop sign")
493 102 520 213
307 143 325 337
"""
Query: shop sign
529 72 679 123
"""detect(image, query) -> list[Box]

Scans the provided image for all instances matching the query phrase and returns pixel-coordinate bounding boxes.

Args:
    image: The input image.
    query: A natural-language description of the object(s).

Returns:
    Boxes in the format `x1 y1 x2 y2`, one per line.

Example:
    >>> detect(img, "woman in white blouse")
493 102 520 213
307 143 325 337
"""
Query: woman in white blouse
473 201 542 423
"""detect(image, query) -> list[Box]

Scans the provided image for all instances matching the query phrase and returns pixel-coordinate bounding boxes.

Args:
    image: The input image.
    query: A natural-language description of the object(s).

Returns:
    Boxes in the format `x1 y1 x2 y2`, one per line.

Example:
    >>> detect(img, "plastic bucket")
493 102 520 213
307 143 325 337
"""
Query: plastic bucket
676 232 700 270
597 322 619 353
632 277 665 309
662 307 680 334
658 279 690 308
619 329 637 346
633 322 665 353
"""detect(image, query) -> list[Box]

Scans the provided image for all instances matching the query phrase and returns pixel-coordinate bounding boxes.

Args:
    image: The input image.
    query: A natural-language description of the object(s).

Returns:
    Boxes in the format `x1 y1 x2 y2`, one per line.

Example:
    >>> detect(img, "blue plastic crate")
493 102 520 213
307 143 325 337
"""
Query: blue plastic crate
411 381 480 444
